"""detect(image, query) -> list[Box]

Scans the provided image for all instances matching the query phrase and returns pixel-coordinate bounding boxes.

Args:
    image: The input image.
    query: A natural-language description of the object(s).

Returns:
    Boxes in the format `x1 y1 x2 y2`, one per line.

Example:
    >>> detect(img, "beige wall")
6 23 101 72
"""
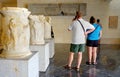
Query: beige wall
13 0 120 44
0 3 2 44
86 0 120 44
2 3 17 7
0 3 2 27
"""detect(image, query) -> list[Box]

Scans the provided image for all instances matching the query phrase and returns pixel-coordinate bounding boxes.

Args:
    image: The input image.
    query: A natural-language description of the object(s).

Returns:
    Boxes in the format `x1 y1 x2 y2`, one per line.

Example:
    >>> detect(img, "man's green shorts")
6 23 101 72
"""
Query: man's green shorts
70 44 85 53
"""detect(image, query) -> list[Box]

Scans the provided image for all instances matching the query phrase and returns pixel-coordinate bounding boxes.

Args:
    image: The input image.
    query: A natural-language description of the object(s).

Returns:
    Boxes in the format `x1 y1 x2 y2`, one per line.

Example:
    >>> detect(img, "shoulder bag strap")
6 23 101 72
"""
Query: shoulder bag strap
91 24 99 33
77 20 85 33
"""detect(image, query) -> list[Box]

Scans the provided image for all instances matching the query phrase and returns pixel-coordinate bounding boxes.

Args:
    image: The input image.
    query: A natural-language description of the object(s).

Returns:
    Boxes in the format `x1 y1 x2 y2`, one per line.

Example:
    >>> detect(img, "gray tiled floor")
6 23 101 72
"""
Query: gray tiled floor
40 44 120 77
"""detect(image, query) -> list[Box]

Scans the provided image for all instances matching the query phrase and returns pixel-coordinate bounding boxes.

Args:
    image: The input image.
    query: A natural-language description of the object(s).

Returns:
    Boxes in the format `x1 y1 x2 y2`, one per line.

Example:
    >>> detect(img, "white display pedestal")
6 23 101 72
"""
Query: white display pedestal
0 51 39 77
45 38 55 58
30 42 49 72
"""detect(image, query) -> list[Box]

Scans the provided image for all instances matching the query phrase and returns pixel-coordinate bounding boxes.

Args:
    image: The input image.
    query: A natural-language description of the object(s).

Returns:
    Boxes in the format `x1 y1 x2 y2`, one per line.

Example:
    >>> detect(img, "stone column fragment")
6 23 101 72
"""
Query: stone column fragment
29 15 45 44
0 7 31 58
44 16 52 39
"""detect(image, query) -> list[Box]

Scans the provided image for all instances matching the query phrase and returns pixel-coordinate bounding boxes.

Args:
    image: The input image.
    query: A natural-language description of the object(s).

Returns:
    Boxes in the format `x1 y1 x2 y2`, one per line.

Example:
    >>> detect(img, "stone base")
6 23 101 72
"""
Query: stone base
45 38 55 58
30 42 49 72
0 51 39 77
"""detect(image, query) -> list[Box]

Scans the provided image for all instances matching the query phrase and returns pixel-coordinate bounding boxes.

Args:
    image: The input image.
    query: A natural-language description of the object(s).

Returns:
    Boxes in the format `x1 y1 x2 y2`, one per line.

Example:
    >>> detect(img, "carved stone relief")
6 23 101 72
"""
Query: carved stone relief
28 3 87 16
44 16 51 39
0 7 31 58
29 15 45 44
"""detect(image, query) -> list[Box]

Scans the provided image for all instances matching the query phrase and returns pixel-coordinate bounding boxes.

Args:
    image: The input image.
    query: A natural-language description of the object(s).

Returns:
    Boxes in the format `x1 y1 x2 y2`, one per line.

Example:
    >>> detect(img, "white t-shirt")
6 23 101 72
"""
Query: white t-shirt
68 18 94 44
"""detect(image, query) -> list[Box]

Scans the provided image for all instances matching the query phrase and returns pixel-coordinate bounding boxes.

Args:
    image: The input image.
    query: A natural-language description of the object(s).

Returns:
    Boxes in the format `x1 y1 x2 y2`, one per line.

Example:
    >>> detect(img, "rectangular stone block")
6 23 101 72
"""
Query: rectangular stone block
30 42 50 72
45 38 55 58
0 51 39 77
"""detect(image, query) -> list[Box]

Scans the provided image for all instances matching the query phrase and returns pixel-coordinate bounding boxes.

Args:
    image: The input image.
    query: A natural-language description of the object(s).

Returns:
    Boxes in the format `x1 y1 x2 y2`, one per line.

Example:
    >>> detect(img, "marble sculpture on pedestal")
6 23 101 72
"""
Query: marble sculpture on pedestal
0 7 31 58
29 15 45 45
44 16 52 39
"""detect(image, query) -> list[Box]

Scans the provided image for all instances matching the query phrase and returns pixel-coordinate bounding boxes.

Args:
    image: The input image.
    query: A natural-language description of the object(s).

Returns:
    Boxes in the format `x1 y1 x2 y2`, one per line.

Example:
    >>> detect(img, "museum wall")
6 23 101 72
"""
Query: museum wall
0 3 2 45
2 3 17 7
1 0 120 44
87 0 120 44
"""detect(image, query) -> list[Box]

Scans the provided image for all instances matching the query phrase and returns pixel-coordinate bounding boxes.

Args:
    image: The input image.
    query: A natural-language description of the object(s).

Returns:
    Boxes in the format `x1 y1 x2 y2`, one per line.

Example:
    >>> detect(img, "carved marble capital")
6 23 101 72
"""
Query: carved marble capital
29 15 45 45
0 7 31 58
44 16 52 39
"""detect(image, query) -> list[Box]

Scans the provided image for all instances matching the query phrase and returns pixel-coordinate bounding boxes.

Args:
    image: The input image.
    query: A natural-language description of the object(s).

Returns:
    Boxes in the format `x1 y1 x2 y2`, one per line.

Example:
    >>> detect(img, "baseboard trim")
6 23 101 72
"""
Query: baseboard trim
101 38 120 44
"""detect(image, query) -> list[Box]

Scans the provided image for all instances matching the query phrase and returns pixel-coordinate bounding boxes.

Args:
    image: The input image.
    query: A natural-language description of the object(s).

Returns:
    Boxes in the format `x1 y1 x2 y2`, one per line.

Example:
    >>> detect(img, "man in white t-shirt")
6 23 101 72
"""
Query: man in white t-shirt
64 11 95 72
